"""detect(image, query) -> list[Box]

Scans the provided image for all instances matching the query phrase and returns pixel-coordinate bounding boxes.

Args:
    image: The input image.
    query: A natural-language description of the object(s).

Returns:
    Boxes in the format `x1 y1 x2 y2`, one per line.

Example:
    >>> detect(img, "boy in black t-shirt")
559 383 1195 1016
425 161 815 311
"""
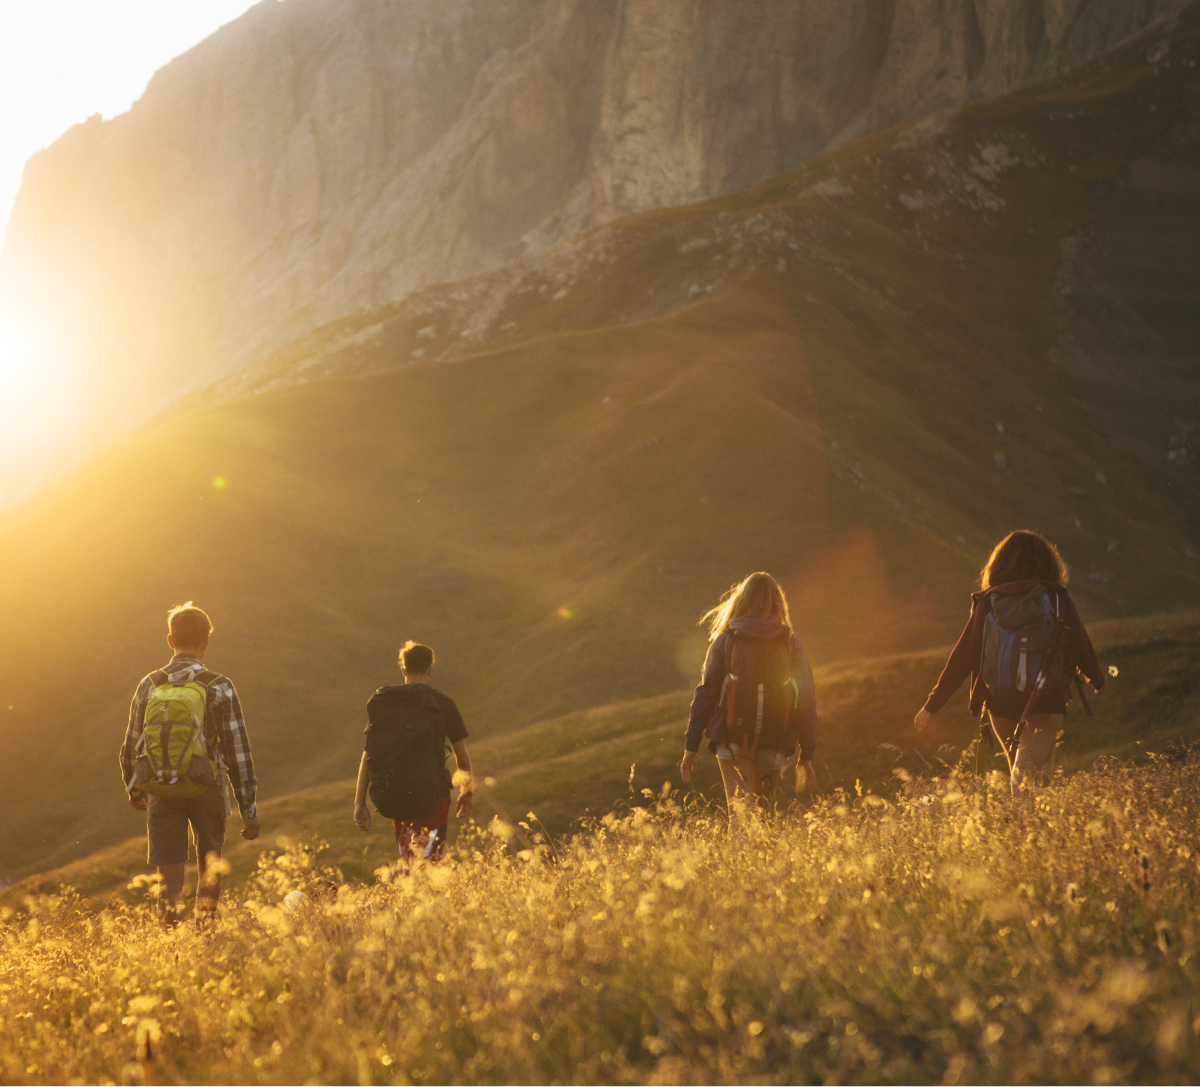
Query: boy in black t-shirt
353 641 473 863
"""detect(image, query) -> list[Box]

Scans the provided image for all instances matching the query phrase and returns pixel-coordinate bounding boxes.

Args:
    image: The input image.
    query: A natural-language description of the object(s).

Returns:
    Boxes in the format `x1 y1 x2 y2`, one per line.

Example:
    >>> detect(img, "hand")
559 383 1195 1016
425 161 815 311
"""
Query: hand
680 750 699 783
914 707 934 732
455 788 473 819
353 802 372 831
798 760 818 792
241 815 261 841
129 791 148 811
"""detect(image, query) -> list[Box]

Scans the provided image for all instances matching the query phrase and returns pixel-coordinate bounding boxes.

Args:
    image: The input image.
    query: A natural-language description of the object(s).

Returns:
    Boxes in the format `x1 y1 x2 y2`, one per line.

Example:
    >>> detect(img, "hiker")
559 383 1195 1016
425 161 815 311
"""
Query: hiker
353 641 473 866
119 602 260 926
914 530 1105 784
680 572 818 834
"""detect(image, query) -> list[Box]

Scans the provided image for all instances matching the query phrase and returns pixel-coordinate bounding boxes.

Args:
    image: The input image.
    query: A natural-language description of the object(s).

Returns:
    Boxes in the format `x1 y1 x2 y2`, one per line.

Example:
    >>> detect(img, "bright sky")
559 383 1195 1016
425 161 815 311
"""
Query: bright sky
0 1 261 235
0 1 261 501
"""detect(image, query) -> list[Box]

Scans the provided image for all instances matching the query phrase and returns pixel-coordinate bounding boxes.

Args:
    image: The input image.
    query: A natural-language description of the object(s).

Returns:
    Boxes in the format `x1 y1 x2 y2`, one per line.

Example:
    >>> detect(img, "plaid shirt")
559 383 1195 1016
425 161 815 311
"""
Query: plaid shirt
120 655 258 819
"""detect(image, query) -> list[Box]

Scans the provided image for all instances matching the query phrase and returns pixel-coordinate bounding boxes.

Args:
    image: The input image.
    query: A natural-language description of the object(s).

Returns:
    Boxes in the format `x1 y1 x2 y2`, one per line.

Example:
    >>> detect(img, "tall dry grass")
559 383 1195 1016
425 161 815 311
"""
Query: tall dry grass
2 752 1199 1085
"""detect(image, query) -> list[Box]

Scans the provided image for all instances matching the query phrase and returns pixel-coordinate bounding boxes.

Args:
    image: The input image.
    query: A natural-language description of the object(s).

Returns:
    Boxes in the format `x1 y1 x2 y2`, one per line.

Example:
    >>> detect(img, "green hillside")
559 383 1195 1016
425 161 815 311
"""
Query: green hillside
2 10 1199 876
7 609 1197 909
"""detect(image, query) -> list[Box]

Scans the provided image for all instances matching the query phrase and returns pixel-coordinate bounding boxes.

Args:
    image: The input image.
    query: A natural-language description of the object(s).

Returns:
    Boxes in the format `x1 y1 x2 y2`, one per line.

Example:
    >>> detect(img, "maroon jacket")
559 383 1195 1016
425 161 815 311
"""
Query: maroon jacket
922 580 1104 719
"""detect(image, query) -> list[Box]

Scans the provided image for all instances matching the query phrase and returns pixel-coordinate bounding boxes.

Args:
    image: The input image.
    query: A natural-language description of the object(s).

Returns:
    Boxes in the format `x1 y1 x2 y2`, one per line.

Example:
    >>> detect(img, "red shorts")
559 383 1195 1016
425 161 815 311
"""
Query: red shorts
392 796 450 844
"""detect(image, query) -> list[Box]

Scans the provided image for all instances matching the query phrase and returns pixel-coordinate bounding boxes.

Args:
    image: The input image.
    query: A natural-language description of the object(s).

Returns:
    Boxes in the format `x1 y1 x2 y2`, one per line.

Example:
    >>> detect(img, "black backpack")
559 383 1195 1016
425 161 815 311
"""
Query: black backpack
724 634 797 758
364 685 451 821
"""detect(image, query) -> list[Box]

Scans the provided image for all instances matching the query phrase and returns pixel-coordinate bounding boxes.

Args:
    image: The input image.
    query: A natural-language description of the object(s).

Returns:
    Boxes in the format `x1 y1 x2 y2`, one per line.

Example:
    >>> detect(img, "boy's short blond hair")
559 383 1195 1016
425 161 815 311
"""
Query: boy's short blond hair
168 602 213 649
400 640 434 674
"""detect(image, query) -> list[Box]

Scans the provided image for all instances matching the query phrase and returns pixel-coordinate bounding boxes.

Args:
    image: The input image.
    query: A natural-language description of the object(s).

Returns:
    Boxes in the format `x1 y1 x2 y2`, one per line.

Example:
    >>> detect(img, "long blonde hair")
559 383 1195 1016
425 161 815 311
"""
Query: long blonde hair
700 571 792 641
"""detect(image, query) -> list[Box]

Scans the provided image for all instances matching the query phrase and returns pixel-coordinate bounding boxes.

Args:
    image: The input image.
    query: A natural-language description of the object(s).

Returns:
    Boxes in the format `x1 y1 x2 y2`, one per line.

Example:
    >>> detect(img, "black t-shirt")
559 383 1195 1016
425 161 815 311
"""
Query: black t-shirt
423 685 468 744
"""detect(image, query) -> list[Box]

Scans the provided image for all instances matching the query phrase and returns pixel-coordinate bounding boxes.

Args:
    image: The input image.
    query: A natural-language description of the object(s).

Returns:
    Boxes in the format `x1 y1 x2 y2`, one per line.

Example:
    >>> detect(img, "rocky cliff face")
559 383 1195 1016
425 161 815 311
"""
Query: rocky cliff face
0 0 1187 490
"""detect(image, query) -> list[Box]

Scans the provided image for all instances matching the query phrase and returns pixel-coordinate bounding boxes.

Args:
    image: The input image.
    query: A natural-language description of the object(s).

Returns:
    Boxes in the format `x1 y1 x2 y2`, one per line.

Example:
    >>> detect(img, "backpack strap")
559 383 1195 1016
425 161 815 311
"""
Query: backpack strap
746 678 764 759
143 672 171 734
724 635 762 758
194 670 224 688
725 638 740 732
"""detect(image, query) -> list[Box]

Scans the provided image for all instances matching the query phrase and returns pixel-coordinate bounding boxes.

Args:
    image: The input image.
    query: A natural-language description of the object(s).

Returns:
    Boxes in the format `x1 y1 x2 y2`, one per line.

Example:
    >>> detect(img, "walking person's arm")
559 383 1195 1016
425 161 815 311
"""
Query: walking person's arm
681 635 727 782
914 606 979 730
1062 592 1106 692
212 681 260 840
790 642 819 791
452 740 473 817
120 678 151 810
353 753 372 830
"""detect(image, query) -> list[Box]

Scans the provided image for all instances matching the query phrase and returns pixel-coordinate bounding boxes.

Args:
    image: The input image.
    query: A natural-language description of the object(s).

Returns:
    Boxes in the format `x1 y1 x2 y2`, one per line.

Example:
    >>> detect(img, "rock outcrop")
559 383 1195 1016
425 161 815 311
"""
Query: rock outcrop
0 0 1188 492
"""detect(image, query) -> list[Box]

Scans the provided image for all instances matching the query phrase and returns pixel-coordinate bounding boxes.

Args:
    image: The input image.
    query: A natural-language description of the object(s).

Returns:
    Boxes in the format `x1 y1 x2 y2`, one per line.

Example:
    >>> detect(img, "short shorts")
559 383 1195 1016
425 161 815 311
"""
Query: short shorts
392 796 451 860
714 743 790 771
147 786 227 866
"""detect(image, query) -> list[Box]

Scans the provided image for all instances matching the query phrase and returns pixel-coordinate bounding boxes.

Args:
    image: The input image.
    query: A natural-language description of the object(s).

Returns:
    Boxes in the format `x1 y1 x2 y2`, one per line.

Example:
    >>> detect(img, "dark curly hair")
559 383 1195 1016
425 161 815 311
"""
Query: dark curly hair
980 530 1069 590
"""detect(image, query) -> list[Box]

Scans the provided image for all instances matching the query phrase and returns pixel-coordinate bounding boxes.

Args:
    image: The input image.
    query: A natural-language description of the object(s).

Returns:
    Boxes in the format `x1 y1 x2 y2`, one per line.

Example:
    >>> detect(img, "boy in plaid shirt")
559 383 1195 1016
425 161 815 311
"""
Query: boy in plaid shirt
120 602 260 925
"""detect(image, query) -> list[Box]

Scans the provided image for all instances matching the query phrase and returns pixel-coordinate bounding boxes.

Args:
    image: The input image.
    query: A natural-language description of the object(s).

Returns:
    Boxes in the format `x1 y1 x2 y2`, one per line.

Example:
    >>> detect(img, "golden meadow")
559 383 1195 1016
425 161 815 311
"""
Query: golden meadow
3 751 1199 1085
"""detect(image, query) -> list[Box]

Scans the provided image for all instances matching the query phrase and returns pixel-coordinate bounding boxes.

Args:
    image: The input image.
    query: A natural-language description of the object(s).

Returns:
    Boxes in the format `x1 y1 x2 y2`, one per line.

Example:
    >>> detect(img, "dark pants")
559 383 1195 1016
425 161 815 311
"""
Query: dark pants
147 787 227 866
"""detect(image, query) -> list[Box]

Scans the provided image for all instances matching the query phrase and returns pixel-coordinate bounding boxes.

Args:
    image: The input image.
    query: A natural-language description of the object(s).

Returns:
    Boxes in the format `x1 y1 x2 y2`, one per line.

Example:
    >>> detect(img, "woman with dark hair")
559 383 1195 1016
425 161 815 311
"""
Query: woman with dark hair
914 530 1105 783
680 572 818 834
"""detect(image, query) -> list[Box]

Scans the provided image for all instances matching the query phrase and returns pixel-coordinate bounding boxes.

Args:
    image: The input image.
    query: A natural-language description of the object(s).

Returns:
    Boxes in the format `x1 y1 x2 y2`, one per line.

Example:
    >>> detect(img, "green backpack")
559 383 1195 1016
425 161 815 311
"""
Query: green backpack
131 669 223 800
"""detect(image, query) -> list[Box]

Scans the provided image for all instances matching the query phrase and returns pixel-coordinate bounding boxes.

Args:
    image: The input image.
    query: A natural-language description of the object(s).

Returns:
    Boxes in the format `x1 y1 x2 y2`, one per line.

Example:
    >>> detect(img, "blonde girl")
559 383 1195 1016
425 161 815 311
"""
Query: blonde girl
680 572 818 833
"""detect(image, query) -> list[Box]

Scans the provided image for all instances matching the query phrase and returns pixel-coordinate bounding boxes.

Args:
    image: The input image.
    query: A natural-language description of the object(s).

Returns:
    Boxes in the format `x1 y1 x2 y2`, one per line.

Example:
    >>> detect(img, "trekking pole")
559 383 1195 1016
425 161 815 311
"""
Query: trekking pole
992 715 1017 782
976 719 996 776
1006 619 1067 788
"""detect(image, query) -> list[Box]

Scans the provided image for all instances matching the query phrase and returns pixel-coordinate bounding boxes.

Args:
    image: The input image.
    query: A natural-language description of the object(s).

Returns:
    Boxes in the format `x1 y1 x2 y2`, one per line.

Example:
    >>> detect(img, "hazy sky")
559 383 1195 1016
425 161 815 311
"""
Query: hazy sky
0 1 261 239
0 2 262 493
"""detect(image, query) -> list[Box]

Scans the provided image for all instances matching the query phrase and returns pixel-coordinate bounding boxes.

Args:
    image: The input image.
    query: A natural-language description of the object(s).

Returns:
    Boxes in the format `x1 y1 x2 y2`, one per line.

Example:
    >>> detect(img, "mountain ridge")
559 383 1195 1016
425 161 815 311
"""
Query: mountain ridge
0 0 1189 500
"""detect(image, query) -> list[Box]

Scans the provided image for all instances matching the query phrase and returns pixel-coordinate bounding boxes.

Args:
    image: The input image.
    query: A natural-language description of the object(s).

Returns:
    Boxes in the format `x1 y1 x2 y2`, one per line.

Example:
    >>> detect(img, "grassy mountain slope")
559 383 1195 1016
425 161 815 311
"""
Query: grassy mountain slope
2 10 1199 876
7 609 1197 908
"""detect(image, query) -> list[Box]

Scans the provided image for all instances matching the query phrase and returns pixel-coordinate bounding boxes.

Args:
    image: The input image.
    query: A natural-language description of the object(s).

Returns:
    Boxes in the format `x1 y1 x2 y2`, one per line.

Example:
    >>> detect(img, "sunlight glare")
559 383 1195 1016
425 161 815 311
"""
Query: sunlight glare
0 296 64 442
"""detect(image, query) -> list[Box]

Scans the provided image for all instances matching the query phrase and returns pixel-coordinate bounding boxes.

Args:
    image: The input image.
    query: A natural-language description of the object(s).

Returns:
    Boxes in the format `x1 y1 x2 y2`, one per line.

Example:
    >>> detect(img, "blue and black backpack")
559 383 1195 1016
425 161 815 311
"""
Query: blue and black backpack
980 586 1069 703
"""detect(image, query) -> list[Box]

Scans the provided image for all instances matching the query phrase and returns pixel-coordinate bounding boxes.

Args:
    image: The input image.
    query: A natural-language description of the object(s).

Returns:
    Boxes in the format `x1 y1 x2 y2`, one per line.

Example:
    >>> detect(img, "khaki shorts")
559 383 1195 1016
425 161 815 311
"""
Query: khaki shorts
715 743 790 771
147 787 227 866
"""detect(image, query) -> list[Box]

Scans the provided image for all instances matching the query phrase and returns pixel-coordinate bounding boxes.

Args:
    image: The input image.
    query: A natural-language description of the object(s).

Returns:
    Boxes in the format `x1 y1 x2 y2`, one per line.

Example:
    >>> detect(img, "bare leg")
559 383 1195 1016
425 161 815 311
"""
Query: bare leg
1013 714 1063 785
394 821 416 873
754 767 783 813
197 851 222 923
718 758 756 837
988 714 1017 778
156 863 185 928
990 714 1064 786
